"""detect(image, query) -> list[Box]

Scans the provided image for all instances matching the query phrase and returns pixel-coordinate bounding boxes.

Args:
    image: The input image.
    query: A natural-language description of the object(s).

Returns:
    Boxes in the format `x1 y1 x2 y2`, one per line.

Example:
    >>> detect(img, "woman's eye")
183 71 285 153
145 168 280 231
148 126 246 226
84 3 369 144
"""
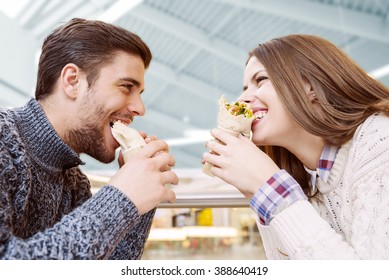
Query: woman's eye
255 76 268 87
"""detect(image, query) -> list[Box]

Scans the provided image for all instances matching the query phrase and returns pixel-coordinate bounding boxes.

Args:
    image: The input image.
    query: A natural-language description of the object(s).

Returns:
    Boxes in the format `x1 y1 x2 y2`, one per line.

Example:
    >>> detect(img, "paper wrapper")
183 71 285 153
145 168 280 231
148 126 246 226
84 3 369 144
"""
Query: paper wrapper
203 96 255 176
111 122 146 163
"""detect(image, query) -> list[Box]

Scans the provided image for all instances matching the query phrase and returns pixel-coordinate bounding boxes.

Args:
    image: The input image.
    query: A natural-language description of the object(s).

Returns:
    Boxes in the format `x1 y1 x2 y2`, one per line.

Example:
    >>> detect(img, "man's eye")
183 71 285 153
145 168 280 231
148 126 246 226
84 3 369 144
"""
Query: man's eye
122 84 133 91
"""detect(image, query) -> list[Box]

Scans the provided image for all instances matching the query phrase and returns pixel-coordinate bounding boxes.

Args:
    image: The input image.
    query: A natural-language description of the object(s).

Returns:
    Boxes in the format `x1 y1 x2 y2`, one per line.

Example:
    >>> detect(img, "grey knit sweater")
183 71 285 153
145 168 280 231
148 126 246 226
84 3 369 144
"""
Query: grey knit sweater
0 98 155 259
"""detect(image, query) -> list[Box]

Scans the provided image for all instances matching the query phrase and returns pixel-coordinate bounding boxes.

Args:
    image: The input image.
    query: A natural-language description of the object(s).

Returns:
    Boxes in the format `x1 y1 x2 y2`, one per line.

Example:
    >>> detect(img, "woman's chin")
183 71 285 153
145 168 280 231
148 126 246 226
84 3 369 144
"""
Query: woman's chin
251 134 269 146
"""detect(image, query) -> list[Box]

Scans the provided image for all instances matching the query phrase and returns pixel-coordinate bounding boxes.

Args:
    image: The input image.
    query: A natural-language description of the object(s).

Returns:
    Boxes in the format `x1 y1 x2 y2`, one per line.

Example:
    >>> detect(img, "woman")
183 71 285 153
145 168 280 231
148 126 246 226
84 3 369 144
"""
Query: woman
203 34 389 259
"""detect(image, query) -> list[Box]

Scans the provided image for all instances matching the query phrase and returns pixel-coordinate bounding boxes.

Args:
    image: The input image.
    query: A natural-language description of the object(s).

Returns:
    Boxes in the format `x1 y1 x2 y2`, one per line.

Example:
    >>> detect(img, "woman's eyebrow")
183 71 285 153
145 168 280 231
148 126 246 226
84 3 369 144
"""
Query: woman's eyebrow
252 69 267 79
243 69 267 90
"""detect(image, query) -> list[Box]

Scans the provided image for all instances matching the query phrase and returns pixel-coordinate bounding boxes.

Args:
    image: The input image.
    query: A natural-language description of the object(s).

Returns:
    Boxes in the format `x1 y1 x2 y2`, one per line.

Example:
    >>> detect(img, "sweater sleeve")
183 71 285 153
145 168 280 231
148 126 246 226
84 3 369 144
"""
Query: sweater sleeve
266 200 361 259
0 185 143 259
108 208 156 260
258 114 389 259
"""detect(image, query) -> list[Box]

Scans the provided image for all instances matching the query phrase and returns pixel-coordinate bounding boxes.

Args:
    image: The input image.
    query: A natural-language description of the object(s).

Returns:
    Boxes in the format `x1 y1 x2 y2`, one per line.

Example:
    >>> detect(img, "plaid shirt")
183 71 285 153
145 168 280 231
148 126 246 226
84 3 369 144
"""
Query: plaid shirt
250 144 339 225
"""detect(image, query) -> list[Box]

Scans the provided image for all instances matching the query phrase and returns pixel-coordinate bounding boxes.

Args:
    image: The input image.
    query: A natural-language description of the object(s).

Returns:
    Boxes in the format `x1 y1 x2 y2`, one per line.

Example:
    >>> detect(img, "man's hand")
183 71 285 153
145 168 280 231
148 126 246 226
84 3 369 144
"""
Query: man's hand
109 140 178 215
117 131 158 167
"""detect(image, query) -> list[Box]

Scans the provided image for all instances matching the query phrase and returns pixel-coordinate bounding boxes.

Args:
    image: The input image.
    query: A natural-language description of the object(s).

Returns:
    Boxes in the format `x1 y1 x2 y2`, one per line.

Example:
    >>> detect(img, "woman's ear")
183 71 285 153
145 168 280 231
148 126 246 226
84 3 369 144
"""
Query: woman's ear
60 63 81 99
303 79 317 103
308 91 317 102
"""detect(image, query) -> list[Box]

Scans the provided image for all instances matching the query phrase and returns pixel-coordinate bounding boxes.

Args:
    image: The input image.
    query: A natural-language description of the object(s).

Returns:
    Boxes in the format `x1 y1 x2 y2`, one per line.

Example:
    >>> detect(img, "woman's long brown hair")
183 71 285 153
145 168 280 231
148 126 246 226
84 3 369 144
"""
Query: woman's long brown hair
251 34 389 196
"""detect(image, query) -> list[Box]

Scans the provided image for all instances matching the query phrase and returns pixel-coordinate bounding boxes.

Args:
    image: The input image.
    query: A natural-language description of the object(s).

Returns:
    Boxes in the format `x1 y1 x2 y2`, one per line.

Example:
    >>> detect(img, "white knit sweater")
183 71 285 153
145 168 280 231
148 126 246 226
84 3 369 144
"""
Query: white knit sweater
258 113 389 259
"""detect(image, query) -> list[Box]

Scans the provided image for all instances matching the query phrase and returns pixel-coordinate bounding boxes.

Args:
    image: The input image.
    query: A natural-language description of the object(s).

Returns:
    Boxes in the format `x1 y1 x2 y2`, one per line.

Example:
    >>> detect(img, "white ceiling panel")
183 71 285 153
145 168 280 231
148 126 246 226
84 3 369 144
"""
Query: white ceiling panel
1 0 388 173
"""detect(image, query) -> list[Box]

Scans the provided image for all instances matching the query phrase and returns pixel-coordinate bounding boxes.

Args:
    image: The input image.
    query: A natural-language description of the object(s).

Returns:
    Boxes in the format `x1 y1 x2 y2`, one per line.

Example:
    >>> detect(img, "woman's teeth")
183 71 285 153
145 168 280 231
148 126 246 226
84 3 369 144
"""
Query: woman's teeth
255 111 267 119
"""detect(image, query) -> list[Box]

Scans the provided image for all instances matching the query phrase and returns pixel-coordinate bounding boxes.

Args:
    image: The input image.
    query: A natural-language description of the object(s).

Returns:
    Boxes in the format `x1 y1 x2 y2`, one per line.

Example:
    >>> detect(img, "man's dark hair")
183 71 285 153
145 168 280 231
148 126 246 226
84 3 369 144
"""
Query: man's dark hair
35 18 152 100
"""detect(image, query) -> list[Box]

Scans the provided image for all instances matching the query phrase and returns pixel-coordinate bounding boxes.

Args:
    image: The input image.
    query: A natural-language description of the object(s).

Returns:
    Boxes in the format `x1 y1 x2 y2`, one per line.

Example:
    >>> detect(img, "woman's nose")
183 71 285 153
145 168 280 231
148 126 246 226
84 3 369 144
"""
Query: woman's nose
237 90 255 104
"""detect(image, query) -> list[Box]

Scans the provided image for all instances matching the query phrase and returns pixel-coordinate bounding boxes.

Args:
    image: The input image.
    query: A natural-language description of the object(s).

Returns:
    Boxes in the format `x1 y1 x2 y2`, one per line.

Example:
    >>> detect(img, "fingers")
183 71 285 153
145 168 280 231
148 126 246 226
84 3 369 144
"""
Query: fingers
139 131 158 143
160 171 178 204
154 152 176 171
145 134 158 143
205 138 226 156
163 188 176 203
141 140 169 158
238 132 252 143
202 152 223 169
205 128 243 155
139 131 147 139
162 169 179 186
207 164 222 178
210 128 238 144
117 151 125 167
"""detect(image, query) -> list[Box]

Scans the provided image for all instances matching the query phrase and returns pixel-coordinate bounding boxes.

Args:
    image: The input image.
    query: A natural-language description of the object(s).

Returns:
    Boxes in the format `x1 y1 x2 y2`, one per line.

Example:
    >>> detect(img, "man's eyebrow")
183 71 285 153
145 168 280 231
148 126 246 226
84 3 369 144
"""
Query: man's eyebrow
119 77 145 94
118 77 141 87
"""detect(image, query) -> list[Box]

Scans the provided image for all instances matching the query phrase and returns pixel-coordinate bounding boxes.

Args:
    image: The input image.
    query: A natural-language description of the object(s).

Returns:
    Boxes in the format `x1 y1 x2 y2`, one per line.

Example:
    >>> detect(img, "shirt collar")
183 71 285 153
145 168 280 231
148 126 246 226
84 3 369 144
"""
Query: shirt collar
305 144 339 190
317 144 339 182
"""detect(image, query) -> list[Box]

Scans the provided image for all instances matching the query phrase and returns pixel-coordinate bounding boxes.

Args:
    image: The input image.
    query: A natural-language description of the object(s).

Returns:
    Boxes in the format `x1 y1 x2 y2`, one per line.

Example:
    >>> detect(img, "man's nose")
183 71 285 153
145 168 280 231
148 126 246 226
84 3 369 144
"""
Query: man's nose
127 94 145 116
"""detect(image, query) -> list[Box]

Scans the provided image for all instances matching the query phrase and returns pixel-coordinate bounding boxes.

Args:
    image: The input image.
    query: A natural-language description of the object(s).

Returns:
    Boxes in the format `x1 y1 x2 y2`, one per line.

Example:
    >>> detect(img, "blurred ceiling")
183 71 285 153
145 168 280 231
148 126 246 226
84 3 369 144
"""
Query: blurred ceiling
1 0 389 175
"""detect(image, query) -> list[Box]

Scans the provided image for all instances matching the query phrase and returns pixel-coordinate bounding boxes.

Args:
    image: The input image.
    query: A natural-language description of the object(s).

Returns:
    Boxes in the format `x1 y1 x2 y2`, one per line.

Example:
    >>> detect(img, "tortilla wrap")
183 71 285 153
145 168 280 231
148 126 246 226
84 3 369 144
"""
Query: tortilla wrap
203 96 255 176
111 121 146 162
216 96 254 137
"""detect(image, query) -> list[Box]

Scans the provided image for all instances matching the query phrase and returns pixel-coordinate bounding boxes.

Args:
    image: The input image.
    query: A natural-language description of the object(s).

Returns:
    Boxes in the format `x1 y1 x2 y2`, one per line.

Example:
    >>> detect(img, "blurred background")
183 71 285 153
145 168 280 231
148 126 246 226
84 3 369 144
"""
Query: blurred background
1 0 389 259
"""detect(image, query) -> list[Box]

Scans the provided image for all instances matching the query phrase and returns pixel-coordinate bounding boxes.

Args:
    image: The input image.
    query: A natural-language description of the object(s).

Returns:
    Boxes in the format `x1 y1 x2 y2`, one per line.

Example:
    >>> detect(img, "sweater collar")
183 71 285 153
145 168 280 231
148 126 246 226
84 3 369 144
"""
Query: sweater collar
13 98 84 172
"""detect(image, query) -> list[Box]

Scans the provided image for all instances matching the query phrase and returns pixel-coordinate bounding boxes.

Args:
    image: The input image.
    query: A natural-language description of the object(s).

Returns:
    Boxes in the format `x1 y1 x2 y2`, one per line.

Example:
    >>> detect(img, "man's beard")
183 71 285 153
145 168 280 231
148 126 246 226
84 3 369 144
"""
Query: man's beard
66 122 115 164
64 93 115 164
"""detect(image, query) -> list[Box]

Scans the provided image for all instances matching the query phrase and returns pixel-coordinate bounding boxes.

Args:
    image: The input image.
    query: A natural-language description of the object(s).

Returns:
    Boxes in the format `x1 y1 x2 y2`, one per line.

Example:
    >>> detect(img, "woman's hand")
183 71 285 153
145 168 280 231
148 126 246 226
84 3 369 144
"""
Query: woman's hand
202 128 280 198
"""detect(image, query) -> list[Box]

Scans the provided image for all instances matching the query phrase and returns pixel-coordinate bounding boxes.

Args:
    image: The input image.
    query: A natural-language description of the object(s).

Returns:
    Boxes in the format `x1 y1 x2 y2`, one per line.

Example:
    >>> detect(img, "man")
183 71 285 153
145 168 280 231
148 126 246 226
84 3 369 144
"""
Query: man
0 18 178 259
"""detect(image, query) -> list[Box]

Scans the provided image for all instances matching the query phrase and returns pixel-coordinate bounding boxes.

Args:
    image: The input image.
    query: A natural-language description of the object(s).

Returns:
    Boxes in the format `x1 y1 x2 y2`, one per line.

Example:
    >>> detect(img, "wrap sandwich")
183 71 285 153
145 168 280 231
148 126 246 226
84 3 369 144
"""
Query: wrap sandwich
111 121 146 162
203 96 255 176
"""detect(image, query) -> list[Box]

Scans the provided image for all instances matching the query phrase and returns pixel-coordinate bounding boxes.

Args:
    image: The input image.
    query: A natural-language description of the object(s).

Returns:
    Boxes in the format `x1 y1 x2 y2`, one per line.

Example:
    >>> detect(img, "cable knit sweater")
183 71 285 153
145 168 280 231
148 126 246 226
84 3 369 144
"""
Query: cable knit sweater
257 113 389 259
0 99 155 259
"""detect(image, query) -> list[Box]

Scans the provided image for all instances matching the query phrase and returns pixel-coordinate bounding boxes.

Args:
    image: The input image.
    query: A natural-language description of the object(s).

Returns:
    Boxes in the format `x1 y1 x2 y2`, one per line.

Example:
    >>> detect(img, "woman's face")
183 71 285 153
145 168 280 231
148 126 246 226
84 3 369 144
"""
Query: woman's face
238 56 302 148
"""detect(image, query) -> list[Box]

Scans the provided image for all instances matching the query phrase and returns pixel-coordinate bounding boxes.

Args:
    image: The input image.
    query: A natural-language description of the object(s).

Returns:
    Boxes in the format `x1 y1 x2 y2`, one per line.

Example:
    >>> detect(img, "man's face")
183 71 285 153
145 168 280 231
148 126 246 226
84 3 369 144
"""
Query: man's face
66 51 146 163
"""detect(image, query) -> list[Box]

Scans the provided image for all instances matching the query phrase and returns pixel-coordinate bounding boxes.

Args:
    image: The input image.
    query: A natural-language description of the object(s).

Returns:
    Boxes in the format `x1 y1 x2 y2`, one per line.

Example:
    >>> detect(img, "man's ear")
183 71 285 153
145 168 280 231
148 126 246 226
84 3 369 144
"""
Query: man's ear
61 63 81 99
